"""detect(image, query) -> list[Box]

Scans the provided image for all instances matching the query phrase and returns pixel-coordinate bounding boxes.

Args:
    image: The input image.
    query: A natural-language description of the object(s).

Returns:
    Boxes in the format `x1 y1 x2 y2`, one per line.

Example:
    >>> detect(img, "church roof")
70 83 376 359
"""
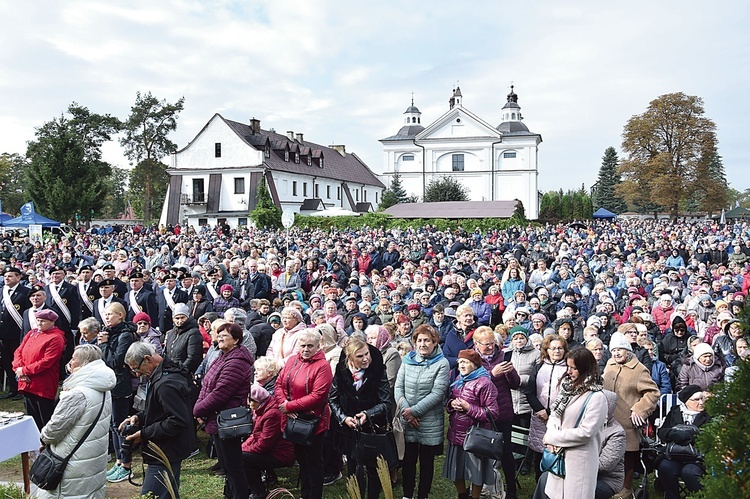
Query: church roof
496 121 531 134
404 105 420 114
380 124 426 141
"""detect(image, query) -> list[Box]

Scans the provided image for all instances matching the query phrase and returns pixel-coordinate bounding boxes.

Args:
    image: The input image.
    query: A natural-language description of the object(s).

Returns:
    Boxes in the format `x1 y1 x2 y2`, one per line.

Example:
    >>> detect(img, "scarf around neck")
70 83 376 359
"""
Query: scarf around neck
451 366 490 389
550 374 603 420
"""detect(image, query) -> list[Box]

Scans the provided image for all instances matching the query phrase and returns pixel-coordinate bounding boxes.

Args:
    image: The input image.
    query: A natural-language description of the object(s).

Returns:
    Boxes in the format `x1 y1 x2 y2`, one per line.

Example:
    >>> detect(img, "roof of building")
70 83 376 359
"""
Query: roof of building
380 125 426 141
384 200 519 219
404 105 421 114
300 198 325 211
496 121 531 134
220 115 385 188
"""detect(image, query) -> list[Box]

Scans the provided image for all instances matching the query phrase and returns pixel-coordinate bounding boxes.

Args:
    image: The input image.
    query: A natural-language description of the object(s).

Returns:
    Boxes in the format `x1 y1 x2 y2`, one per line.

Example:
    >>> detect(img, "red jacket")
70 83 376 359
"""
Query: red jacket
274 349 333 436
241 398 295 465
12 327 66 399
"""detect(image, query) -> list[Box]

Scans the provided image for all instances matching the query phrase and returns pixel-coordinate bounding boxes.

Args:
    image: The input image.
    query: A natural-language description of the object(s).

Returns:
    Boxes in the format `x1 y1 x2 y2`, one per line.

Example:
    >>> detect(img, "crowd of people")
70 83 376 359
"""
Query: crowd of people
1 215 747 498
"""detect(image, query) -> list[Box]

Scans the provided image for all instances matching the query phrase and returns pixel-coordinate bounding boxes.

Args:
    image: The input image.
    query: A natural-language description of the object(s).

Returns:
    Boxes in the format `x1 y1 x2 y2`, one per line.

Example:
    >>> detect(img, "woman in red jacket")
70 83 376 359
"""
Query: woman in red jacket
12 309 66 429
274 329 334 499
242 384 295 499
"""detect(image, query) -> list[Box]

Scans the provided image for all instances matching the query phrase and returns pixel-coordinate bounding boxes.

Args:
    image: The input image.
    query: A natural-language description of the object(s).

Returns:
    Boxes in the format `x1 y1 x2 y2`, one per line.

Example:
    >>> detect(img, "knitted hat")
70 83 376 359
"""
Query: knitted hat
35 309 58 322
531 313 547 323
249 383 271 403
268 313 281 324
470 288 483 297
717 312 734 323
173 303 190 318
407 303 420 312
693 342 714 363
458 349 482 367
509 325 529 339
133 312 151 325
609 332 632 352
678 384 703 404
220 284 234 294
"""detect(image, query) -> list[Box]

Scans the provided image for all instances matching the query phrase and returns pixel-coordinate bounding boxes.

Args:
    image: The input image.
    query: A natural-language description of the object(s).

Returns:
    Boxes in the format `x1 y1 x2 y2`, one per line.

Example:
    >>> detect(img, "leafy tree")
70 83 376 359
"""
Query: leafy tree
727 187 750 208
120 91 185 224
618 92 719 219
250 175 282 229
690 148 728 215
25 108 113 224
100 167 130 218
423 176 469 202
593 146 627 213
0 153 28 214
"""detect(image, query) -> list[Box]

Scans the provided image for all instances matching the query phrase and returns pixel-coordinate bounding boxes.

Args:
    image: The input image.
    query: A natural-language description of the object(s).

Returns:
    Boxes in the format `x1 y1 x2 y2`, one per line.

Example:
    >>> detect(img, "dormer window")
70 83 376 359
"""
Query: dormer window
320 157 324 168
307 156 312 166
285 151 289 162
265 145 270 158
295 152 300 164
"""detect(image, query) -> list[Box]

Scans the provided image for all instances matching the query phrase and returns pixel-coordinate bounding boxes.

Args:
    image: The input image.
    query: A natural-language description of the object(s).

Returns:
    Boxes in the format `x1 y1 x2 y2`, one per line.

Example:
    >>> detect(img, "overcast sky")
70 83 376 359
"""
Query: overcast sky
1 1 748 196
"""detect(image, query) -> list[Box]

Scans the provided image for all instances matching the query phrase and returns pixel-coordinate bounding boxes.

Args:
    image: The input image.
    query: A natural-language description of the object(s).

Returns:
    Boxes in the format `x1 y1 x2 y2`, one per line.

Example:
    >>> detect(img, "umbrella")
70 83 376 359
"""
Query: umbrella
308 207 360 217
720 208 726 224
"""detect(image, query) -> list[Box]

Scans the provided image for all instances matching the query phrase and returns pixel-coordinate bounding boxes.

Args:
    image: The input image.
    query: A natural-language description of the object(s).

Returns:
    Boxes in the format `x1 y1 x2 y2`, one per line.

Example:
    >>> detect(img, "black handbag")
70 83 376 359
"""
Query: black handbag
463 408 504 461
216 406 253 440
354 420 398 468
665 442 702 462
283 413 320 445
30 394 106 490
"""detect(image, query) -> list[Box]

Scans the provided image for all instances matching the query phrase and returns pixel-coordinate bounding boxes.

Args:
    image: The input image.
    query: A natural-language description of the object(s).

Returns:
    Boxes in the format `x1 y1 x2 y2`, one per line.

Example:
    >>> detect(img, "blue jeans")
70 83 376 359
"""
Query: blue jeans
142 460 182 499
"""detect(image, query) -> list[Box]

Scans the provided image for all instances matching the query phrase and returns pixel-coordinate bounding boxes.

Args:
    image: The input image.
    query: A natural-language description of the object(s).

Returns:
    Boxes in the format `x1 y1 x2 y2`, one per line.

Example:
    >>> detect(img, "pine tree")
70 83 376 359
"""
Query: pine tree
379 173 409 210
250 175 282 229
593 146 627 213
424 176 470 202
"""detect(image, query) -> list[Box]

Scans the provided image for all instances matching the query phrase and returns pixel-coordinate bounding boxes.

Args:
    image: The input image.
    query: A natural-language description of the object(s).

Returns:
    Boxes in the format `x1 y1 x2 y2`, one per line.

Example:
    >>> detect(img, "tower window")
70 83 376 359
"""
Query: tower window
214 143 221 158
265 145 270 158
402 155 414 161
503 152 517 159
452 154 465 172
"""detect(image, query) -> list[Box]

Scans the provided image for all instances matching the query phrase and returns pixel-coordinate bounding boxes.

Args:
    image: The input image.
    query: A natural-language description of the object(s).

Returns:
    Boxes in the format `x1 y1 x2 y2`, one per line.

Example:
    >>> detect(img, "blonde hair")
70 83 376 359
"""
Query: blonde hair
254 356 281 377
474 326 495 342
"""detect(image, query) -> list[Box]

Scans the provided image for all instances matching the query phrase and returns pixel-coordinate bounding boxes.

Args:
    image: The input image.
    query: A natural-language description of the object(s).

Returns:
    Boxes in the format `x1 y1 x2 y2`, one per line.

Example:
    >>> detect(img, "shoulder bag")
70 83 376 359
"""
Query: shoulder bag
281 358 320 445
393 399 405 460
540 391 595 478
30 393 106 490
463 407 504 461
216 406 253 440
354 419 398 468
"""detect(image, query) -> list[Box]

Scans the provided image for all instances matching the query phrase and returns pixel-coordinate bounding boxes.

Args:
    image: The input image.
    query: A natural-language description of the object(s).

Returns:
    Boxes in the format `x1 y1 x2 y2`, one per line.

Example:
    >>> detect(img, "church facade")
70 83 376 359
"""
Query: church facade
379 86 542 219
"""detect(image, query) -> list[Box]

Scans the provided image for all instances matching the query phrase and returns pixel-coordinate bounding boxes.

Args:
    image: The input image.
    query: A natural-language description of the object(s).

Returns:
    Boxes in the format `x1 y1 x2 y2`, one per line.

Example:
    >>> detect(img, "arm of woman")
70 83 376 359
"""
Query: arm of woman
328 371 347 424
544 392 607 447
631 369 661 419
525 365 545 413
19 335 66 375
364 369 394 422
384 349 402 388
410 359 450 418
285 363 334 414
193 363 243 418
394 364 407 408
466 381 500 422
40 391 87 445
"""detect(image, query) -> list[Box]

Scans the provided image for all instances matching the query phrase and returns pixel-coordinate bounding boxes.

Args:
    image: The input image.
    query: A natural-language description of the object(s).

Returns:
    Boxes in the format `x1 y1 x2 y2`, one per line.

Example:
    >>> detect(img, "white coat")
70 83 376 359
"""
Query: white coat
38 358 116 499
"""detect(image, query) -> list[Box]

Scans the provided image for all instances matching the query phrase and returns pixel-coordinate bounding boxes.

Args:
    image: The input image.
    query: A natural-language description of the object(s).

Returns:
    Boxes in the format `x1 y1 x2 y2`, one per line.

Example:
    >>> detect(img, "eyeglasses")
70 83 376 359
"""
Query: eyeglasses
137 321 150 326
130 357 147 375
475 340 495 347
688 395 705 402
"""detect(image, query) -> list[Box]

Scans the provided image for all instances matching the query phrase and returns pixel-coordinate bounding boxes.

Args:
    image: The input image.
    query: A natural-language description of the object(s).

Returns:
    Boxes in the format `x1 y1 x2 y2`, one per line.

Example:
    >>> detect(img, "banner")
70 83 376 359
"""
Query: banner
29 224 43 243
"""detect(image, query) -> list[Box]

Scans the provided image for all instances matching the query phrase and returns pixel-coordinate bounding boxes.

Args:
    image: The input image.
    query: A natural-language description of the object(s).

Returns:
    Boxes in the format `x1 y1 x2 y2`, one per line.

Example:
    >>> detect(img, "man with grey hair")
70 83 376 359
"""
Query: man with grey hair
122 342 196 499
78 317 101 345
224 307 257 358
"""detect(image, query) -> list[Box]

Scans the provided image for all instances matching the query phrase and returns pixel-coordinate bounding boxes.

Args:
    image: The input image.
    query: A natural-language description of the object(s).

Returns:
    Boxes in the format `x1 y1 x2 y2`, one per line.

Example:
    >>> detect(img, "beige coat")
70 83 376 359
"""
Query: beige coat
603 355 660 451
543 390 608 499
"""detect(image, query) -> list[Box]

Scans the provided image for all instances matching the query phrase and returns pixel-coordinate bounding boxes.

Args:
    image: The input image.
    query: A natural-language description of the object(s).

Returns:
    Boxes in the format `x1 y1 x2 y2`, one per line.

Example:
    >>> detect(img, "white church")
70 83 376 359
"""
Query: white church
379 86 542 219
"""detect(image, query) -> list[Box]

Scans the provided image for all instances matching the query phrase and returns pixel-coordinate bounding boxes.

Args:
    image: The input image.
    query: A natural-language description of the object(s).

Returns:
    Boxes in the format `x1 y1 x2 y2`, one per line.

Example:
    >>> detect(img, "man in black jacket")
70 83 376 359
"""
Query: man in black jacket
0 267 31 399
122 342 196 499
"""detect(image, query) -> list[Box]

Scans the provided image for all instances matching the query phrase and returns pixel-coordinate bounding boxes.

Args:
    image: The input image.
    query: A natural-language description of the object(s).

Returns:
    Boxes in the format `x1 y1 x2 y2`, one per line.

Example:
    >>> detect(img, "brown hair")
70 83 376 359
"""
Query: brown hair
411 324 439 344
540 334 568 362
217 322 243 344
566 348 601 387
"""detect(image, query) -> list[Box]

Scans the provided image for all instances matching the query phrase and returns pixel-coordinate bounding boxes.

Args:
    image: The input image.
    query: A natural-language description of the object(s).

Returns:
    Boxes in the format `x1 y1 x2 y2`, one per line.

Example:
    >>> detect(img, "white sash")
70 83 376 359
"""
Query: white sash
49 284 72 324
163 288 177 311
28 308 39 331
2 286 23 329
128 291 141 313
78 281 94 313
206 282 219 300
97 299 109 320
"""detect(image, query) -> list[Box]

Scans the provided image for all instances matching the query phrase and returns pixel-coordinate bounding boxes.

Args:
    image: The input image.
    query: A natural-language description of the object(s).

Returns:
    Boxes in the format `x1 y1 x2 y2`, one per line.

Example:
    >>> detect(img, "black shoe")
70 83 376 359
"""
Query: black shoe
0 392 19 400
11 394 22 401
209 462 222 472
519 465 530 476
323 472 342 485
213 467 226 476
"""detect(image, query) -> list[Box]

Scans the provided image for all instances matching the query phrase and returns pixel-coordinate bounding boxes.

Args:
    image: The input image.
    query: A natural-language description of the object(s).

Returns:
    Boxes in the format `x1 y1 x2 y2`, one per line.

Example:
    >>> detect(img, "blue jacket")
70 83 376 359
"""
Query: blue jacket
429 317 456 345
650 359 672 395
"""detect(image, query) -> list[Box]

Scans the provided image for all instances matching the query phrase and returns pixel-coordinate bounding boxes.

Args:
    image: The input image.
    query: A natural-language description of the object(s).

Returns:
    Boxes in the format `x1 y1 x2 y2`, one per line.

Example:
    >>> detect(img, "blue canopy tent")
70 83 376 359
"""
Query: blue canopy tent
0 214 12 224
592 208 617 219
1 202 61 227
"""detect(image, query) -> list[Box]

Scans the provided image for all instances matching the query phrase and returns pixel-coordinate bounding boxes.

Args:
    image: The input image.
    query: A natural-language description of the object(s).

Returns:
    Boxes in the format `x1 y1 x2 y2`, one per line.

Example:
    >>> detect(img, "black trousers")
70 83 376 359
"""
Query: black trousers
402 442 441 499
214 436 248 499
24 392 56 430
242 452 287 496
0 338 19 394
347 455 381 499
494 419 517 495
294 432 325 499
658 458 703 499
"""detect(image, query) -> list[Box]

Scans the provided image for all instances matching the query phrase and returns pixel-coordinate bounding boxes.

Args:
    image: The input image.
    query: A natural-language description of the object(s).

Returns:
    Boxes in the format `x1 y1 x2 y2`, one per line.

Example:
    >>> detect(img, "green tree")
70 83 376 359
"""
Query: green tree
379 173 409 210
618 92 719 219
100 167 130 218
690 148 728 215
423 176 469 202
25 108 113 224
120 91 185 224
593 146 627 213
727 187 750 208
0 153 28 214
250 175 282 229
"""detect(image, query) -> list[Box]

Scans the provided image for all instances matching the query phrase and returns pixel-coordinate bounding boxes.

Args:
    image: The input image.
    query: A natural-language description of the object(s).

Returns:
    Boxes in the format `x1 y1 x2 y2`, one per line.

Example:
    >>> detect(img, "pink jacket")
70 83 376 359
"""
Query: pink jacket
446 374 500 446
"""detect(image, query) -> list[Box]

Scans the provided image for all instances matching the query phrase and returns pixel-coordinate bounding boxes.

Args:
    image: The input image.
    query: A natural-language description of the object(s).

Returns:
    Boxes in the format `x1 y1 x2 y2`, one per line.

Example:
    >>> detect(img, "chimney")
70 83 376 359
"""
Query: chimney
330 144 346 156
249 117 261 134
287 130 295 141
296 133 304 143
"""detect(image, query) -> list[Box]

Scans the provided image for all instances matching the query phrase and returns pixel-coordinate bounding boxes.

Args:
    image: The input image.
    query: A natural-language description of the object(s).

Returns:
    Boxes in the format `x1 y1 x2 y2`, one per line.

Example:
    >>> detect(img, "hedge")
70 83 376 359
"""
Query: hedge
292 212 532 232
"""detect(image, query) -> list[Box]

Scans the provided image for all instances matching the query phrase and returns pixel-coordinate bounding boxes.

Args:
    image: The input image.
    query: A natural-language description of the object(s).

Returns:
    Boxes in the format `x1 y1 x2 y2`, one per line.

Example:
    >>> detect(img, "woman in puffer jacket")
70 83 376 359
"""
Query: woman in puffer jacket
38 344 116 499
677 342 724 390
443 349 500 499
394 324 450 499
596 390 625 499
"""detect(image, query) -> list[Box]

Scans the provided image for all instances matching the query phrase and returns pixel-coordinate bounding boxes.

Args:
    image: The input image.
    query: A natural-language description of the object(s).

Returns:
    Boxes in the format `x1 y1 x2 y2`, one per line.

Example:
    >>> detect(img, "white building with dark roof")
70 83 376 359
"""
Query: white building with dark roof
159 114 385 229
379 86 542 219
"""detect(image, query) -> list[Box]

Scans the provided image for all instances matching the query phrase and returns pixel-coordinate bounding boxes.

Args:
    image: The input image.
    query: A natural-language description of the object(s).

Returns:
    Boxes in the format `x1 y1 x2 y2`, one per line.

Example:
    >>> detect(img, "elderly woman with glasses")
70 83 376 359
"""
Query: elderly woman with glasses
267 306 307 366
525 333 568 479
274 330 334 499
657 385 711 499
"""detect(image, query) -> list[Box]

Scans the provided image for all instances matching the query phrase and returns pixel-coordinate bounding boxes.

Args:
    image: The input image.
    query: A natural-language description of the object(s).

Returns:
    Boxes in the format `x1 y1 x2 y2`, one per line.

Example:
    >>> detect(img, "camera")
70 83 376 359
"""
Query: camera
119 422 139 453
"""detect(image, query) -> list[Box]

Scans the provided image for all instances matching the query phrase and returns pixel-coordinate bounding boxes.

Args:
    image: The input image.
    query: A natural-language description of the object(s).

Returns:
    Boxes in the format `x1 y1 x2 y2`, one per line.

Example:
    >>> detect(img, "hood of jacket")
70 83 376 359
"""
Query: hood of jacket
63 358 116 393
